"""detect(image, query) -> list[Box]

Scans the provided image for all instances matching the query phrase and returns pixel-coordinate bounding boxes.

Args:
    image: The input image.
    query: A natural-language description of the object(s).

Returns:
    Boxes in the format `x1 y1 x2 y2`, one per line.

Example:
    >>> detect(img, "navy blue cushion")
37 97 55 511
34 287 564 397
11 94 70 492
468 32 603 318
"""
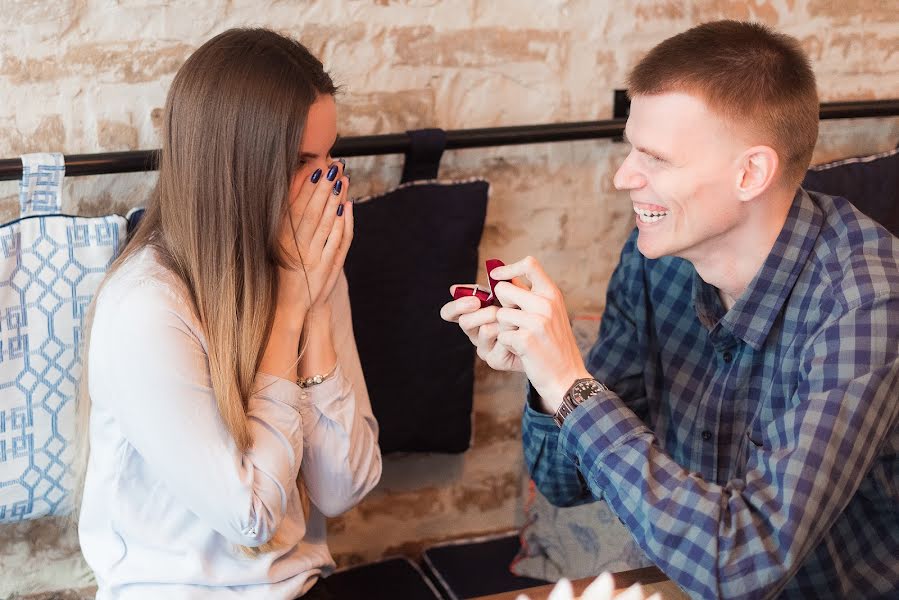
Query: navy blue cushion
344 181 489 453
423 534 548 600
126 207 145 235
304 557 442 600
802 148 899 237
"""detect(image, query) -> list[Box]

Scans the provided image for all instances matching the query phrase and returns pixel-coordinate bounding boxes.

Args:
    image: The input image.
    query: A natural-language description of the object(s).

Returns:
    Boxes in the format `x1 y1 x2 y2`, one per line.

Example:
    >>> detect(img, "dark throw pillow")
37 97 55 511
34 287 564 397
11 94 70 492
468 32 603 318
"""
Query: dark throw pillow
803 147 899 237
344 180 489 453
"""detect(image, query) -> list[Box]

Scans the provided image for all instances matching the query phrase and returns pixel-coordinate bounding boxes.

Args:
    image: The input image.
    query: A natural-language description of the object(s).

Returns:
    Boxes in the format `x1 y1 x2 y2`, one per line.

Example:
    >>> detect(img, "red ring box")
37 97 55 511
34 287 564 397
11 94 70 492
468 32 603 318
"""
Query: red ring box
452 259 505 308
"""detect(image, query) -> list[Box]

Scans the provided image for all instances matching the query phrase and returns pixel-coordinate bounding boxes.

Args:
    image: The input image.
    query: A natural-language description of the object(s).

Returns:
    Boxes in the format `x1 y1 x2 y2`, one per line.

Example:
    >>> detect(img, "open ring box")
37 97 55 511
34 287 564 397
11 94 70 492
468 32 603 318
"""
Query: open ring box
451 259 505 308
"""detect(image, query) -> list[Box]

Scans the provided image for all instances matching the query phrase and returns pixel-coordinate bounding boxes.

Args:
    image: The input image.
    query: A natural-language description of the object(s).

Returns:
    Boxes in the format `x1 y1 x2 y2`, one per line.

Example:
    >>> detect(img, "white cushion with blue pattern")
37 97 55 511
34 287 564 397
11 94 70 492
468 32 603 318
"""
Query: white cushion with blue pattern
0 153 127 522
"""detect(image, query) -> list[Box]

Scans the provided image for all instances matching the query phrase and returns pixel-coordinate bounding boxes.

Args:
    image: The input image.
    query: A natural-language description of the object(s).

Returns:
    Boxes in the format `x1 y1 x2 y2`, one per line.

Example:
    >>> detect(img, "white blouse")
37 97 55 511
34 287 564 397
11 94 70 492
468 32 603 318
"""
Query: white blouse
79 247 382 599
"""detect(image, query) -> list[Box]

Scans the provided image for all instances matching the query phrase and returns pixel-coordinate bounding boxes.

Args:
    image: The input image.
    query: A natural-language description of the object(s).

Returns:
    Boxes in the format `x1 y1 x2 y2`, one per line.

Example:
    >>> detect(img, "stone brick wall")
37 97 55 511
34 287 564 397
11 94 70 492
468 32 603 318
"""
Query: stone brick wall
1 1 897 596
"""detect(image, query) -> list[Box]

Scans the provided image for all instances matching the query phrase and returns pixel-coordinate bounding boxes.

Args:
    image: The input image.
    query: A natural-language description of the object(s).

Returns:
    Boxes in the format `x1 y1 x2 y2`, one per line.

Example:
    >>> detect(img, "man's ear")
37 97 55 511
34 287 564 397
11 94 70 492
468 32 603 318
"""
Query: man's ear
736 145 779 201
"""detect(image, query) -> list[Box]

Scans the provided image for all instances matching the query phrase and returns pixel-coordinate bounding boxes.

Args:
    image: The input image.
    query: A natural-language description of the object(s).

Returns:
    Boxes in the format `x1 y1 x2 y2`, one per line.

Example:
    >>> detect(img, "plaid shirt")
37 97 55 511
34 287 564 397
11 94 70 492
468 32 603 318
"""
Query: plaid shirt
523 189 899 599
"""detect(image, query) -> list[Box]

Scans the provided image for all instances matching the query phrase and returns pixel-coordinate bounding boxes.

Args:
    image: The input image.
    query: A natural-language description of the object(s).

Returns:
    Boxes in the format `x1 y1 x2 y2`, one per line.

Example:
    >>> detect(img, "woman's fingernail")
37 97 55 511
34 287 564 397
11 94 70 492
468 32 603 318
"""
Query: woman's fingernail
337 203 344 217
333 180 343 195
326 164 339 181
338 158 347 169
311 168 322 183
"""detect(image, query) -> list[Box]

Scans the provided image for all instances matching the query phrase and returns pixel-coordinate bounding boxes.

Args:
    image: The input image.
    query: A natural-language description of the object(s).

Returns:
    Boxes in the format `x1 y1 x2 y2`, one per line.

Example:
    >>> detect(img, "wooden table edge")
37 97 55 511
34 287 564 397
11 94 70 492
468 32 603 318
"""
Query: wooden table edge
470 566 679 600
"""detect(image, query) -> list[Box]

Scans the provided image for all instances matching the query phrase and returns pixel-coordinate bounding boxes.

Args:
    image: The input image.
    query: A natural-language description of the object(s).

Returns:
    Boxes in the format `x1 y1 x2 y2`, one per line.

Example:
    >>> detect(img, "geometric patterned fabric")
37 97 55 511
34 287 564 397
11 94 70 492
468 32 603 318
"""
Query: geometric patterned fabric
0 153 127 522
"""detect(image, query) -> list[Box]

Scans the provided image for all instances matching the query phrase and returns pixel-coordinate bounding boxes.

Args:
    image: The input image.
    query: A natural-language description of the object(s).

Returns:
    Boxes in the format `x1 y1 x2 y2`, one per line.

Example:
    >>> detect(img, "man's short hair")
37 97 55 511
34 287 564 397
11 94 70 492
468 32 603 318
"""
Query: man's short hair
628 20 818 188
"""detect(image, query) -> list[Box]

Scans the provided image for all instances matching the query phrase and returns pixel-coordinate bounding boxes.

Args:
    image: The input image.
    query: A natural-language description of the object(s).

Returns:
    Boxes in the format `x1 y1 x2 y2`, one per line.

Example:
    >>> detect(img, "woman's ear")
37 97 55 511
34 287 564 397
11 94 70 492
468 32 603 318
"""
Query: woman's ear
736 145 779 202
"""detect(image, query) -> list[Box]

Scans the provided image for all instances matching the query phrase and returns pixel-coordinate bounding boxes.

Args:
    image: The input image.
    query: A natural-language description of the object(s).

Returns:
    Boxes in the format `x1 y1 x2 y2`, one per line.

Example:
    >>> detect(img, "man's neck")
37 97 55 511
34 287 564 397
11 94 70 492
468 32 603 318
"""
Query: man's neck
690 189 795 311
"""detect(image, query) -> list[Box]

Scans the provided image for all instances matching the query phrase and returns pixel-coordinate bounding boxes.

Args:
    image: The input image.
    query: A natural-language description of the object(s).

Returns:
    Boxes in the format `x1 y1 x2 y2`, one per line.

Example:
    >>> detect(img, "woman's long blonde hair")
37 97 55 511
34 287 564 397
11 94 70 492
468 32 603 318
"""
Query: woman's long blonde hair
70 28 337 554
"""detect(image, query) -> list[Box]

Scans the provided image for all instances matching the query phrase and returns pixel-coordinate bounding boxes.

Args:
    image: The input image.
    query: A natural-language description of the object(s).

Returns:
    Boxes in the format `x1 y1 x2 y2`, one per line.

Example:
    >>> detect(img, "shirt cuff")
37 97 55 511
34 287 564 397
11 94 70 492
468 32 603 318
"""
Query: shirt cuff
252 372 305 412
525 380 549 412
522 380 559 462
298 365 349 406
557 390 651 483
296 365 357 438
523 396 559 431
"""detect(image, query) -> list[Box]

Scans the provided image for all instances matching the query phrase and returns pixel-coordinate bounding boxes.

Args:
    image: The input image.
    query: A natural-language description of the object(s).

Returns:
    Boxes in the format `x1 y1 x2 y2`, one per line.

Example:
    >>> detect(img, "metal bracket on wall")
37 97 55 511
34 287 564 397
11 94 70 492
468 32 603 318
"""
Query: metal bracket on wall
612 89 630 142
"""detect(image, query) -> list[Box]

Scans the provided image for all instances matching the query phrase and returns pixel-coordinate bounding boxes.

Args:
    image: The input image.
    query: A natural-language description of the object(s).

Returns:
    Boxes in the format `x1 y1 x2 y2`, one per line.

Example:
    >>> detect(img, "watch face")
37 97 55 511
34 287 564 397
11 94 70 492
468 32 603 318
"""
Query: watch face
572 379 603 401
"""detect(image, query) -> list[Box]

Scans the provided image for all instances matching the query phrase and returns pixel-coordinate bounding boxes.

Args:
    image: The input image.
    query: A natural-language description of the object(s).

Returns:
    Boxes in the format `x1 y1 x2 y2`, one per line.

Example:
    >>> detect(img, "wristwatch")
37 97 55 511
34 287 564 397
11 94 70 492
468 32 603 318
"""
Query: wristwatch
553 378 608 427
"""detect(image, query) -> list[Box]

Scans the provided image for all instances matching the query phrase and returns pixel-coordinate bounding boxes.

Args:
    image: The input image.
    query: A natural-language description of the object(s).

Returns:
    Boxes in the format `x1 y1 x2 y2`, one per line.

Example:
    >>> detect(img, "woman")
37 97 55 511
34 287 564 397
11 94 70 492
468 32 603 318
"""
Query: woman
75 28 381 599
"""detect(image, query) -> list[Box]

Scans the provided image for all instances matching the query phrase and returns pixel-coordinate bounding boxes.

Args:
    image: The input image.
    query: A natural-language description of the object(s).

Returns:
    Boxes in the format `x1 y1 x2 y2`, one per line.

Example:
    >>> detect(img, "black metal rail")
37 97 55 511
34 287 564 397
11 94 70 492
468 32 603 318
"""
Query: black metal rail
2 99 897 181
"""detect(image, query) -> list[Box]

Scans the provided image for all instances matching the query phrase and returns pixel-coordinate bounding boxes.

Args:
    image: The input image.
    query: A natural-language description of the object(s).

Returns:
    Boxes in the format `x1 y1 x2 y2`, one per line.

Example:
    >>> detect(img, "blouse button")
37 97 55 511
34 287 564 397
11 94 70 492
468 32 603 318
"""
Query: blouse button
701 430 712 441
722 351 733 363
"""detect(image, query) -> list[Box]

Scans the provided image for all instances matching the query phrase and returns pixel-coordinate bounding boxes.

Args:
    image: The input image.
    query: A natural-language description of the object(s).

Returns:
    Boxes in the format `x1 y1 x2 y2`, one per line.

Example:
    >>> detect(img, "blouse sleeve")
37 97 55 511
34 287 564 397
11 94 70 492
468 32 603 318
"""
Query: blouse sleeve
296 271 382 517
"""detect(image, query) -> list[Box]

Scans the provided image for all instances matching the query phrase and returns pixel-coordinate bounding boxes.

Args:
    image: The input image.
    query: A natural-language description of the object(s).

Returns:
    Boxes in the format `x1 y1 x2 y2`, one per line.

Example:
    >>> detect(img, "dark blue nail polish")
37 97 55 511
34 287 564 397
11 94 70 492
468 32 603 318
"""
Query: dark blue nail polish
333 180 343 195
337 158 347 169
337 203 344 217
326 164 339 181
310 168 322 183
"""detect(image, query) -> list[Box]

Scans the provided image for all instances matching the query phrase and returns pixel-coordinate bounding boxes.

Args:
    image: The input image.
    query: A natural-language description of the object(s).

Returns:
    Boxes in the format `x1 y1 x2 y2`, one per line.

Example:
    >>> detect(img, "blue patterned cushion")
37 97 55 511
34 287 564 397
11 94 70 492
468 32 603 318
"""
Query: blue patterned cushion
0 153 127 522
512 481 653 581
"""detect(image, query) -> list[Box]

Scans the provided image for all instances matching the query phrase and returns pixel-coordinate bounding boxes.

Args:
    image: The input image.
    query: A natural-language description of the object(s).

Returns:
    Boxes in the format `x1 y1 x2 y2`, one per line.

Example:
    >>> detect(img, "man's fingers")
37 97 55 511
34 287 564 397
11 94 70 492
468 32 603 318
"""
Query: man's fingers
493 282 553 315
477 322 499 349
497 329 529 355
489 255 554 293
483 337 519 371
495 306 547 333
440 296 484 322
457 305 499 335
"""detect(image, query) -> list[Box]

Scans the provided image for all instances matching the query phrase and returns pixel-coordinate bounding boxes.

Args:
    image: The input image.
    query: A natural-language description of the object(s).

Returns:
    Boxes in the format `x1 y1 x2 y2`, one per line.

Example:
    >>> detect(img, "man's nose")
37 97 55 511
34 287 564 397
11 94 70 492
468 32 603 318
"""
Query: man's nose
613 152 646 191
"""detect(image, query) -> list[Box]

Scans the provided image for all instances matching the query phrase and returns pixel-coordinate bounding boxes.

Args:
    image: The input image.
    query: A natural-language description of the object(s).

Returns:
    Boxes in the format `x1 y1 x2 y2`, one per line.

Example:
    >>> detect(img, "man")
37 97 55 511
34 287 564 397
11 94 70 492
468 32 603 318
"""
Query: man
441 21 898 599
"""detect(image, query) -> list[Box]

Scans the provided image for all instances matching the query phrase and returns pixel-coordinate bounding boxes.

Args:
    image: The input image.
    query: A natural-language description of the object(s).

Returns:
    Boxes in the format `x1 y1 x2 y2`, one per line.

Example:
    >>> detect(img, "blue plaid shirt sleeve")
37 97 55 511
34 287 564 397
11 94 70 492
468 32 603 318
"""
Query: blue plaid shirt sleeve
521 402 592 506
522 231 653 506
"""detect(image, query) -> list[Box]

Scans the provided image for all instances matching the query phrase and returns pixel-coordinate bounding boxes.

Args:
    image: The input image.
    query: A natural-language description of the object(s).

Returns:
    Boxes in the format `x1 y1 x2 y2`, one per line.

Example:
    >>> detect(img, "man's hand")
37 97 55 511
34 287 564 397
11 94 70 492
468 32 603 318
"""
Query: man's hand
490 256 591 413
440 292 523 373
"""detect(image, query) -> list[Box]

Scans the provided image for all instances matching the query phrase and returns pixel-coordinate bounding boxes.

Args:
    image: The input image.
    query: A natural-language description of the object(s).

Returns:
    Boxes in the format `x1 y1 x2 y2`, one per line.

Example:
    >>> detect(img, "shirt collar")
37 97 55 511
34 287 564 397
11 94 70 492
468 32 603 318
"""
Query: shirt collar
692 188 823 350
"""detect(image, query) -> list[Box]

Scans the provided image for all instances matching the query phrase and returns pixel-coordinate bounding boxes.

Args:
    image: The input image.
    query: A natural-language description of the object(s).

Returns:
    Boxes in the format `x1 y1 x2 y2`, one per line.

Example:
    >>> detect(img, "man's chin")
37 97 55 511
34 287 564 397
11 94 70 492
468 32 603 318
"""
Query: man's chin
636 234 666 260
